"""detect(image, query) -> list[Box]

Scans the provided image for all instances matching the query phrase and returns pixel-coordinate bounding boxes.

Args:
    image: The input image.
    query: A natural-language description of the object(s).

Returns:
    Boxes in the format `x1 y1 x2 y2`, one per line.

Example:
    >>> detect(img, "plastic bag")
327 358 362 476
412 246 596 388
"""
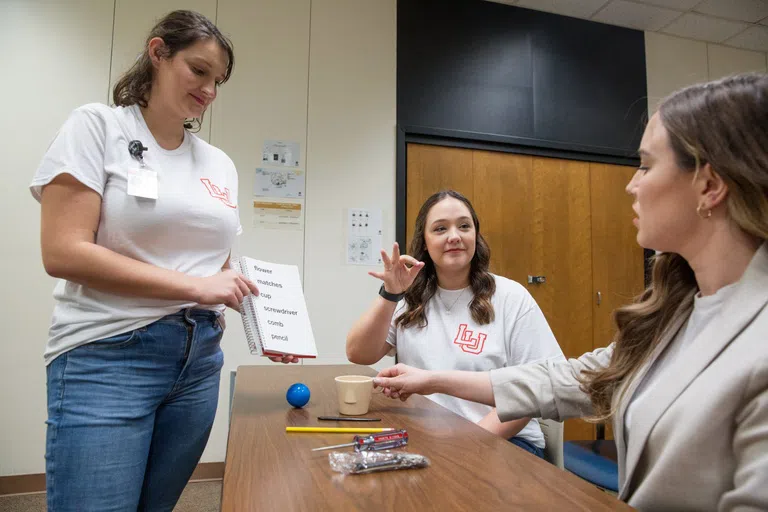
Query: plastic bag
329 451 430 475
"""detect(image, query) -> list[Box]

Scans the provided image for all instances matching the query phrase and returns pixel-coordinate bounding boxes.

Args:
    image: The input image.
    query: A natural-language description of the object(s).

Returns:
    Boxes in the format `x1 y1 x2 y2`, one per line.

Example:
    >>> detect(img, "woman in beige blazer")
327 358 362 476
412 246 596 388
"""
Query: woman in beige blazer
374 72 768 511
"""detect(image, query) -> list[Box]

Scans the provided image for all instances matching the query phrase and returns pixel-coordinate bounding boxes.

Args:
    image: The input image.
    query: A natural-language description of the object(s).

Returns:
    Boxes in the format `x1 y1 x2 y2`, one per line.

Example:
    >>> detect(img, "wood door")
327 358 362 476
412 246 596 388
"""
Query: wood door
474 153 595 441
528 157 595 441
472 150 533 283
473 154 594 365
526 157 593 361
589 163 645 440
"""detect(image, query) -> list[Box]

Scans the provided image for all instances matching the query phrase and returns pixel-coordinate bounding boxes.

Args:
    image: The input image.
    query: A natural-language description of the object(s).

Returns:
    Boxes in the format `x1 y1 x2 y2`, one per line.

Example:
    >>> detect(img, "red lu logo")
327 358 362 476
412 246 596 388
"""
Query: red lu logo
200 178 236 209
453 323 487 355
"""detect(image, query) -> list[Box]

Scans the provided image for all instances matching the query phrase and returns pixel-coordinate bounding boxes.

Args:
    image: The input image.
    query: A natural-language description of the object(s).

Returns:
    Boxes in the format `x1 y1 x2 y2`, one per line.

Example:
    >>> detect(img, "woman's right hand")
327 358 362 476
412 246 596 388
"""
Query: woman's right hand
193 270 259 311
373 363 433 401
368 243 424 294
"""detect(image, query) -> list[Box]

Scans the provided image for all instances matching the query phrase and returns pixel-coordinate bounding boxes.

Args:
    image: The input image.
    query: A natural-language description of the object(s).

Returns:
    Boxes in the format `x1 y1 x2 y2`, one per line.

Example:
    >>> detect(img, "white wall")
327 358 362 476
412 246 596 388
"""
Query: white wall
0 0 115 477
645 31 768 115
303 0 397 366
1 0 766 477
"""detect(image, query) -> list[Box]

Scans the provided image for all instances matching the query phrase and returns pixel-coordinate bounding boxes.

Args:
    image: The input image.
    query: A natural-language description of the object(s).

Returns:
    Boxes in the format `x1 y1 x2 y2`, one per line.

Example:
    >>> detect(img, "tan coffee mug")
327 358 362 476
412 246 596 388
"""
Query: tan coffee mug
335 375 379 416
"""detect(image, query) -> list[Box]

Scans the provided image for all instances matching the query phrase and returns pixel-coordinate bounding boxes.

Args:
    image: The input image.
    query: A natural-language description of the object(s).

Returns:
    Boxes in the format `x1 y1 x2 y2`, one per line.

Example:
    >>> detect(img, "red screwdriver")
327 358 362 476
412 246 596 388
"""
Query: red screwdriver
312 429 409 452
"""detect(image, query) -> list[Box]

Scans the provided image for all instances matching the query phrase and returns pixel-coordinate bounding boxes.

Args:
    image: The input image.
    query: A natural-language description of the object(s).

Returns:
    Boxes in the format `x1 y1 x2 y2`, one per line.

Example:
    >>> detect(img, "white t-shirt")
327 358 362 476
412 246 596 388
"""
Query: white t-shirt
624 282 738 436
387 275 565 448
30 103 242 365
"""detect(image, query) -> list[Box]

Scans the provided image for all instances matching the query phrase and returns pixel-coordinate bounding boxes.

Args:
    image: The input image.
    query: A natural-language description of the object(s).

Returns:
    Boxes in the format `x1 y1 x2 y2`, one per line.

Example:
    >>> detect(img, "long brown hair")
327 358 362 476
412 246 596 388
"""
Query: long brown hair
581 73 768 420
112 10 234 131
396 190 496 329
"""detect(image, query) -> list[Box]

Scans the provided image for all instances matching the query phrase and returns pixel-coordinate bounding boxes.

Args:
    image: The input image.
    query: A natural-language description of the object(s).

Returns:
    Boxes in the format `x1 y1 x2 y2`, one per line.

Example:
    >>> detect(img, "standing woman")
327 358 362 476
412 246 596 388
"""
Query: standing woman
31 10 296 511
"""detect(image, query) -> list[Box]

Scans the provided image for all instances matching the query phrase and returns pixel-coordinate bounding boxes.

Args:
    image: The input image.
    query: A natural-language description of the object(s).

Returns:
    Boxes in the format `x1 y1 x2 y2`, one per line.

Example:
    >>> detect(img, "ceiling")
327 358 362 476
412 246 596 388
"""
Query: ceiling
486 0 768 52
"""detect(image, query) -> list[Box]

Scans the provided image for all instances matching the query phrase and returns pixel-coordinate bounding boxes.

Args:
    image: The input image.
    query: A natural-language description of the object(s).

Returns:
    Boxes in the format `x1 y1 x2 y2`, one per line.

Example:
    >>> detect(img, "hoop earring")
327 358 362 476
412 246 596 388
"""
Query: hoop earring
696 205 712 219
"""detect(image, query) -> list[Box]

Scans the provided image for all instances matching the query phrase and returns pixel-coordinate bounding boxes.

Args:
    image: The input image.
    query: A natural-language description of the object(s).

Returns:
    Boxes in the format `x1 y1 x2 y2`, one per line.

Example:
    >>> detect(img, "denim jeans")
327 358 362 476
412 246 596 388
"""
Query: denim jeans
45 309 224 512
509 436 545 459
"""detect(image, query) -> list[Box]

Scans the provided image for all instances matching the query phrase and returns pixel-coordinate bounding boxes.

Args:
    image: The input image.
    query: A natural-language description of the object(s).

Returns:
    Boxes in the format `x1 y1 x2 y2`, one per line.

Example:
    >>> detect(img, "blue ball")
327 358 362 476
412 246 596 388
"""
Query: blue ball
286 383 310 408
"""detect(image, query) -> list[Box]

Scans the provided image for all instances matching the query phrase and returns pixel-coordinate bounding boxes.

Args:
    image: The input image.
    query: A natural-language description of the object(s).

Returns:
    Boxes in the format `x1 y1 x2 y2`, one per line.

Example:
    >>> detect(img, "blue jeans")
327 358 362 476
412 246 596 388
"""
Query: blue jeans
509 436 545 459
45 309 224 512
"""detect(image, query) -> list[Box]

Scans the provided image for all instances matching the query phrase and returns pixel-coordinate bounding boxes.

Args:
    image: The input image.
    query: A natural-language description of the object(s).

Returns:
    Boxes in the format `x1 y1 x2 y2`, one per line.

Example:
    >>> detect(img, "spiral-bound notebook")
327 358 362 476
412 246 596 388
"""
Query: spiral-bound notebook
231 256 318 358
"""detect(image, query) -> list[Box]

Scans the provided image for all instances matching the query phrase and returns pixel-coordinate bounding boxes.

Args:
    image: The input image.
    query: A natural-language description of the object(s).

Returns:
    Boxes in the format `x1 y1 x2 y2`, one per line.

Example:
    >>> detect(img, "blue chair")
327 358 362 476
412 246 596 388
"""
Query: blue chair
563 439 619 492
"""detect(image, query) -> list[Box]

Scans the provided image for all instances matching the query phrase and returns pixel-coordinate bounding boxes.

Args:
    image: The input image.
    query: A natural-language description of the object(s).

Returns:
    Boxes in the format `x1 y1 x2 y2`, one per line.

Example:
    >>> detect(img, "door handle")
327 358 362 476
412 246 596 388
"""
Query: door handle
527 275 546 285
597 291 602 306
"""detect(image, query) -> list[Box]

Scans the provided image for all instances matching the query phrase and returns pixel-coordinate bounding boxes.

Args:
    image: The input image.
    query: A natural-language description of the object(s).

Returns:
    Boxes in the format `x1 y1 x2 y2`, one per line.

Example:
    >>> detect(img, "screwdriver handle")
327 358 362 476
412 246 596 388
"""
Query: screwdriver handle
311 429 409 452
353 429 409 452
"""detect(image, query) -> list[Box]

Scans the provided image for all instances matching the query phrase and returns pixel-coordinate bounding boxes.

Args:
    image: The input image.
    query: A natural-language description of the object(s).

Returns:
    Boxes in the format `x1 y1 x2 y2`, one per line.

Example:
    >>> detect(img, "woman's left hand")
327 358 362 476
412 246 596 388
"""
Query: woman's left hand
268 354 300 364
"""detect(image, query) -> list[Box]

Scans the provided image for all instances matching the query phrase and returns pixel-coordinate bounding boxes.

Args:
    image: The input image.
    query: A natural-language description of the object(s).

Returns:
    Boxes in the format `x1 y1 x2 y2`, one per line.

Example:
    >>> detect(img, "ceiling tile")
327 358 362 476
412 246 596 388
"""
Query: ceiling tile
725 24 768 51
694 0 768 23
630 0 700 10
514 0 608 19
592 0 681 31
662 12 750 42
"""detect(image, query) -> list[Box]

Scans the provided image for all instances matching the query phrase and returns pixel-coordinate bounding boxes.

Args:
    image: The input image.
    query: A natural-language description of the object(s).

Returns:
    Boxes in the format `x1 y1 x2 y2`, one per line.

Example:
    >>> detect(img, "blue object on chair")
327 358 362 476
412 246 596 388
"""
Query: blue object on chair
563 440 619 492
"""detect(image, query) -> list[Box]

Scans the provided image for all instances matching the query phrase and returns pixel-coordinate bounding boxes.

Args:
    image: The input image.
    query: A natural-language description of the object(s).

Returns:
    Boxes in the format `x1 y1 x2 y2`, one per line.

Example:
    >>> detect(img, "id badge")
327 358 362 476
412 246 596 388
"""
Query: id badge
127 168 158 199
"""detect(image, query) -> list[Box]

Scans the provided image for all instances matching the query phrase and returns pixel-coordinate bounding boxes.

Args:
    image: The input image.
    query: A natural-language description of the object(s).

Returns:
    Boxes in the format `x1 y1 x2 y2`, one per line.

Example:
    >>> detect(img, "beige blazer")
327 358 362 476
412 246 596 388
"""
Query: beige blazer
491 243 768 511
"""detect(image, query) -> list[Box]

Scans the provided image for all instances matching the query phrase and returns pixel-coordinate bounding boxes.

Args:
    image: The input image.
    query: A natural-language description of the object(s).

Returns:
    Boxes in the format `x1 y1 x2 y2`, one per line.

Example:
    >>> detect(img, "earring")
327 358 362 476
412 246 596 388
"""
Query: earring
696 205 712 219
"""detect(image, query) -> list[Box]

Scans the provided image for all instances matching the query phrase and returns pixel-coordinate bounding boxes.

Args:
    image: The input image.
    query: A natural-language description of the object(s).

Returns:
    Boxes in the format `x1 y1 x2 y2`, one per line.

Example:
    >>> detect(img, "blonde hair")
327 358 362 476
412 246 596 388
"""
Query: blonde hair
581 73 768 420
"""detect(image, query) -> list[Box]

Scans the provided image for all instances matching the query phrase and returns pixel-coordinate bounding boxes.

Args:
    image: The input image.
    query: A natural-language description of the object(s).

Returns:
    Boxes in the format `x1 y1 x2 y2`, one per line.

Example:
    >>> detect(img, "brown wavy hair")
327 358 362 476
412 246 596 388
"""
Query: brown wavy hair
581 73 768 421
396 190 496 329
112 10 234 132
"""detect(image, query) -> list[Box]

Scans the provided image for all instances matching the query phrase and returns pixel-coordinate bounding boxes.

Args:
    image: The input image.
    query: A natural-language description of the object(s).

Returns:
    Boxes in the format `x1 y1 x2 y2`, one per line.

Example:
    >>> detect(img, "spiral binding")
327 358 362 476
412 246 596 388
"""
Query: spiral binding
232 257 264 356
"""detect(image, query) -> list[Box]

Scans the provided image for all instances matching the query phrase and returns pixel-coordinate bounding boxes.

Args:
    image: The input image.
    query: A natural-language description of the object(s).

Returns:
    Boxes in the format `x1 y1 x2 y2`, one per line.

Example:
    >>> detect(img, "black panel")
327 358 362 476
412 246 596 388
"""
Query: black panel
397 0 648 158
398 0 536 138
530 14 647 153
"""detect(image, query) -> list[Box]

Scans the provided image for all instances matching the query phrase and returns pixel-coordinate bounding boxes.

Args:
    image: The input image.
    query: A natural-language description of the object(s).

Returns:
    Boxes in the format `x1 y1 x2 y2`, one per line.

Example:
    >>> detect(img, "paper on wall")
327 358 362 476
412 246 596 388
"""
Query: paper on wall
253 200 303 231
254 168 305 198
346 208 383 265
261 140 301 168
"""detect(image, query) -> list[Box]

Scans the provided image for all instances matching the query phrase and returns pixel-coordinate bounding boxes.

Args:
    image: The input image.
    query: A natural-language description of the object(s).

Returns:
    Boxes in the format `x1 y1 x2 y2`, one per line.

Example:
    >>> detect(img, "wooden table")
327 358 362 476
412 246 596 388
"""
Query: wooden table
222 365 632 511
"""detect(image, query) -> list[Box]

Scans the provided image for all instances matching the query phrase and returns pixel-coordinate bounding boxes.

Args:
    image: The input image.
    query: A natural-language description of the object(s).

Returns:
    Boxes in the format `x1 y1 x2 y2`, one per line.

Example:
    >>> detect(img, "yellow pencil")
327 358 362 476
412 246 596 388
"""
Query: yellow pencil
285 427 395 433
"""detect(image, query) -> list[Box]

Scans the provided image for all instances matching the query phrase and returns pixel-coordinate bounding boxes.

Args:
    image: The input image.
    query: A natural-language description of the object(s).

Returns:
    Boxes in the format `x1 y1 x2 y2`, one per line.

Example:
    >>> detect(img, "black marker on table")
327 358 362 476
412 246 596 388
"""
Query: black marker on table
317 416 381 422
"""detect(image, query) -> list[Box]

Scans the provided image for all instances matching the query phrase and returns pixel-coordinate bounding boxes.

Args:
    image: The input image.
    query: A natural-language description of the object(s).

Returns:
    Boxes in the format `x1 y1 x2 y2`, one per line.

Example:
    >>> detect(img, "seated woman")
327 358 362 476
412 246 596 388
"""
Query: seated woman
373 73 768 510
346 190 564 457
